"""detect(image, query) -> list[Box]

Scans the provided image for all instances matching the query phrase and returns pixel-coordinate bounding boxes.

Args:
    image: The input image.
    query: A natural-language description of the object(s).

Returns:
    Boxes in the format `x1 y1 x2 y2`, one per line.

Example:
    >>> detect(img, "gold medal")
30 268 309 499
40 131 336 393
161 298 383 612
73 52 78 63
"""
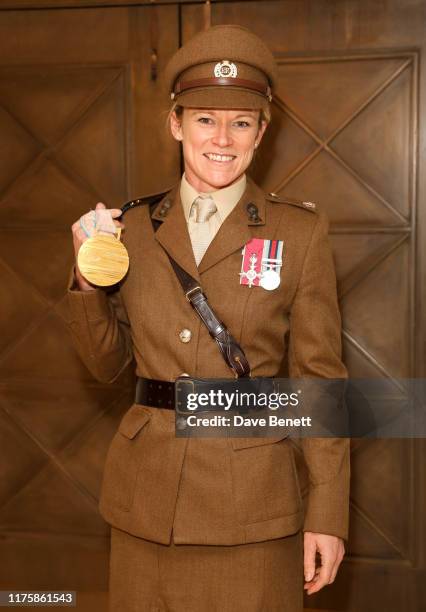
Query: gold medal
78 228 129 286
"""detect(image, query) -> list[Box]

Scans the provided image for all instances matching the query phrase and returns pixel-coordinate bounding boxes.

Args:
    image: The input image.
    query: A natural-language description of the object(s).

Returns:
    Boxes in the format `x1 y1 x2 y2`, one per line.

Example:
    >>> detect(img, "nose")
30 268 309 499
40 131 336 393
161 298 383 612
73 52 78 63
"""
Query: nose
211 121 233 148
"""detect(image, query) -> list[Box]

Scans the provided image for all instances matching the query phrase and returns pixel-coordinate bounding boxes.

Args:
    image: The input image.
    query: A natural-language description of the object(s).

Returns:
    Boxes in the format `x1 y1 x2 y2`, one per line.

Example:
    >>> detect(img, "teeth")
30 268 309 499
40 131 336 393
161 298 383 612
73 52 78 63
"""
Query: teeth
205 153 235 162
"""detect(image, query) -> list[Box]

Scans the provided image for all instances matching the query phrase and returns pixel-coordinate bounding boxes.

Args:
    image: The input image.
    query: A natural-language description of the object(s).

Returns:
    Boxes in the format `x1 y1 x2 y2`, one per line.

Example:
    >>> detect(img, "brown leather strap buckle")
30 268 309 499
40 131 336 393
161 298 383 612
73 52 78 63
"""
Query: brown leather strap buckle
185 286 203 301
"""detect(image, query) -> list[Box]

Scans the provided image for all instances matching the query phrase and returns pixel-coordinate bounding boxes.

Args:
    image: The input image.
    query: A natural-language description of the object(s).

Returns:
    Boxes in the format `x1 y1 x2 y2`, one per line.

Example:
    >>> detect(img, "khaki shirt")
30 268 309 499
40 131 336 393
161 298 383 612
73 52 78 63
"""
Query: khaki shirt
180 173 246 259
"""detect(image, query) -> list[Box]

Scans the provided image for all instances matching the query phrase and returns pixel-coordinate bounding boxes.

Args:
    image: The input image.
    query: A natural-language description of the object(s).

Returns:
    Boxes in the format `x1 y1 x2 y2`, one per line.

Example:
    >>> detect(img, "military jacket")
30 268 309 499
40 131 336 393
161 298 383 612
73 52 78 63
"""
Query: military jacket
65 177 350 545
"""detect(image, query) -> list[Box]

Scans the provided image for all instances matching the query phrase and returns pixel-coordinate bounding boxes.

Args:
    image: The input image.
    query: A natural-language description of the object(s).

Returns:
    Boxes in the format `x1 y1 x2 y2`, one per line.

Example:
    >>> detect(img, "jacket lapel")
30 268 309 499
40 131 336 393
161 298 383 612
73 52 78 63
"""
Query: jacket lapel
198 177 266 274
152 177 266 279
153 184 201 281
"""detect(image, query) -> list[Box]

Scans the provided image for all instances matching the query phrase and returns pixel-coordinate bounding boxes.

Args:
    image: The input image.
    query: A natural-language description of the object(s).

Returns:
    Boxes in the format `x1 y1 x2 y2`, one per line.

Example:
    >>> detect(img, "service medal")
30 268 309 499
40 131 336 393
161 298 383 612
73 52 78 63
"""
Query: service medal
259 269 281 290
240 239 264 287
240 238 284 290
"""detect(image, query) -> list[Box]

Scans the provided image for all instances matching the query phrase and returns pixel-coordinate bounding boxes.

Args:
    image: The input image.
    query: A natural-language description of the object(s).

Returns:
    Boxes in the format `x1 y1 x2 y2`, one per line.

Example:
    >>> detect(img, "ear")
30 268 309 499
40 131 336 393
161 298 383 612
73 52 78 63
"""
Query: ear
170 111 183 141
254 120 268 148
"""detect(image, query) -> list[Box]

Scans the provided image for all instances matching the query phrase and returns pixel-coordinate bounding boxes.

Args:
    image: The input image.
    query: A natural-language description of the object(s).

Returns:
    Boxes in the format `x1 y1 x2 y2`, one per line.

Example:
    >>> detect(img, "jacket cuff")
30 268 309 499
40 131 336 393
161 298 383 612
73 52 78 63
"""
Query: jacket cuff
303 469 350 541
65 266 110 323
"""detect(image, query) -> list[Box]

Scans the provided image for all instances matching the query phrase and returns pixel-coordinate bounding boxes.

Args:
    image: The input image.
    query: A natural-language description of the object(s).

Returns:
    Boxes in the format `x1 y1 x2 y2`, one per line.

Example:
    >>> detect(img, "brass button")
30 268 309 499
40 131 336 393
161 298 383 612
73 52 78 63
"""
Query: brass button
176 416 187 430
179 328 192 343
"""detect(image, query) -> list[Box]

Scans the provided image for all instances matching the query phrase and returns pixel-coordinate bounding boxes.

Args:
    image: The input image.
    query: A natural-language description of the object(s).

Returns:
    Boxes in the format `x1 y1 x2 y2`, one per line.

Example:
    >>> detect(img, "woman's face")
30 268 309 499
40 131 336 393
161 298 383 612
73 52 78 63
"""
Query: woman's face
170 108 267 192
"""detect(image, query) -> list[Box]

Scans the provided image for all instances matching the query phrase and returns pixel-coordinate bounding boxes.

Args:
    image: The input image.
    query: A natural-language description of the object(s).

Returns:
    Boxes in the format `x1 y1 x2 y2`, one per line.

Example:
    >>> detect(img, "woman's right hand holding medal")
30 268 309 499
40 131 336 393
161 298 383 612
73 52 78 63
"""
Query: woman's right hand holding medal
71 202 124 291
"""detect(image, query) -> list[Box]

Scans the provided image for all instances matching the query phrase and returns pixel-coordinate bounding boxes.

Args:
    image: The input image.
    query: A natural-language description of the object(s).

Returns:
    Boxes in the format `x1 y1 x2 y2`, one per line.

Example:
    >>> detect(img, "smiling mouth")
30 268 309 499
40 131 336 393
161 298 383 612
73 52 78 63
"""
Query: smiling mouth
204 153 236 163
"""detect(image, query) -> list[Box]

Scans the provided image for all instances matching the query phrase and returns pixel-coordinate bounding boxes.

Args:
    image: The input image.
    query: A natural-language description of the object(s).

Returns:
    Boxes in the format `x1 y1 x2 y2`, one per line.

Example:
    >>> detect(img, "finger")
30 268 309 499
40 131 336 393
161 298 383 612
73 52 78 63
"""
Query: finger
328 558 341 584
113 220 125 229
73 227 89 244
109 208 123 219
303 536 317 583
329 544 345 584
305 570 327 594
94 202 123 219
71 214 92 235
81 211 97 236
72 220 92 242
75 212 95 235
305 554 335 595
95 208 118 234
303 568 320 590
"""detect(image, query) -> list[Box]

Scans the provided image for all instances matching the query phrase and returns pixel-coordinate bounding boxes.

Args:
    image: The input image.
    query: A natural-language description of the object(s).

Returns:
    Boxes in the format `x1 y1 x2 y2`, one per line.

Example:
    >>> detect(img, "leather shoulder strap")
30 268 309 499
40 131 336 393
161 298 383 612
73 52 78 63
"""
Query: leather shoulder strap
120 190 171 216
167 256 251 378
147 198 251 378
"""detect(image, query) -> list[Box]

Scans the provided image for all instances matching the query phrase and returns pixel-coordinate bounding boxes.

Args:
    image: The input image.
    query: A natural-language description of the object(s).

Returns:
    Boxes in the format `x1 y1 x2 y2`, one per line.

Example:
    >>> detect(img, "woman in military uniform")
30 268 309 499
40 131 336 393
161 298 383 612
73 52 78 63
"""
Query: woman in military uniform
67 25 349 612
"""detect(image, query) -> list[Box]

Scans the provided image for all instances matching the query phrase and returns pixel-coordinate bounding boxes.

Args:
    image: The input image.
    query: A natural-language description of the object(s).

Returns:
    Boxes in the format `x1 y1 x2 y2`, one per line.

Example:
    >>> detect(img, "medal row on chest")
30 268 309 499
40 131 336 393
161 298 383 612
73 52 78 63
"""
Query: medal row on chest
240 238 283 291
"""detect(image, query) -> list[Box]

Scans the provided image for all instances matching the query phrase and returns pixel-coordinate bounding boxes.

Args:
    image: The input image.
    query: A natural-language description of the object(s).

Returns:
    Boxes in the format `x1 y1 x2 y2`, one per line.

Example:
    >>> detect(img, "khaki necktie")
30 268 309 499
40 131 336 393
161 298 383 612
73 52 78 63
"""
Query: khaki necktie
190 195 218 265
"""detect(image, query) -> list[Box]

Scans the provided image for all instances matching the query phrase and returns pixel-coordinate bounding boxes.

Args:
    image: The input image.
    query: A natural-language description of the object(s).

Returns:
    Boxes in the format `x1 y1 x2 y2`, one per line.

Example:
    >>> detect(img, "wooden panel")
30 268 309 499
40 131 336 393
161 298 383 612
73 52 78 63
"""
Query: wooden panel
342 240 411 377
332 63 413 218
0 3 179 596
276 57 408 139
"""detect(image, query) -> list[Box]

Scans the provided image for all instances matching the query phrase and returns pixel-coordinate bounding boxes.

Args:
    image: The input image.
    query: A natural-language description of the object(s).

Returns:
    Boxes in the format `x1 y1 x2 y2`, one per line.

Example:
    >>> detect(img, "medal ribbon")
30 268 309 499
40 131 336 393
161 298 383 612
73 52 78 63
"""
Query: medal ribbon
261 239 283 274
240 238 284 287
240 238 264 286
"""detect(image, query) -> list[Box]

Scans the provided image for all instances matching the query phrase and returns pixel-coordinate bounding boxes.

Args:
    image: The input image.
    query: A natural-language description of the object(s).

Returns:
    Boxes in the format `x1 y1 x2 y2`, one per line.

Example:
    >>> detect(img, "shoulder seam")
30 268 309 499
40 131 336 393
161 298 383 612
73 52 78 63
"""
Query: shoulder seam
266 192 318 213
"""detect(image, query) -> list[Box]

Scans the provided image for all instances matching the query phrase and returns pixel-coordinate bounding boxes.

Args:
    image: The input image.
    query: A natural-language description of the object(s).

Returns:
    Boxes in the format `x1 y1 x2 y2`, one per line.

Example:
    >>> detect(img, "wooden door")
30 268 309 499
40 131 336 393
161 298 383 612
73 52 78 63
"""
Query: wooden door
182 2 425 611
0 3 180 596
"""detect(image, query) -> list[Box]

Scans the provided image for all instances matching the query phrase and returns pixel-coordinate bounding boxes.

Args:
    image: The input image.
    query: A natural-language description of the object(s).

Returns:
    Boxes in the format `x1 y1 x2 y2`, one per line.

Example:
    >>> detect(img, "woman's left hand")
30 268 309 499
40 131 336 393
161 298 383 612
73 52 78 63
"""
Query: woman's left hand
303 531 345 595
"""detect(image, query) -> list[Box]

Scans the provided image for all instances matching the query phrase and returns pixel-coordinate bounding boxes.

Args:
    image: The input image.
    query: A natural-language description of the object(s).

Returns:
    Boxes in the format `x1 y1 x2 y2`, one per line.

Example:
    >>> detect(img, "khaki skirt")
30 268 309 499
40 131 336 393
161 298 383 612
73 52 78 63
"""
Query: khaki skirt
108 527 303 612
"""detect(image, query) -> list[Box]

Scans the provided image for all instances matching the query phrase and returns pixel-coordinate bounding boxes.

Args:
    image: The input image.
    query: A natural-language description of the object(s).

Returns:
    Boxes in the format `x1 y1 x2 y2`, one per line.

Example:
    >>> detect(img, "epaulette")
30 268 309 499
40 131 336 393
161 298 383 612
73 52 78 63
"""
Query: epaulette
266 192 318 213
121 188 173 215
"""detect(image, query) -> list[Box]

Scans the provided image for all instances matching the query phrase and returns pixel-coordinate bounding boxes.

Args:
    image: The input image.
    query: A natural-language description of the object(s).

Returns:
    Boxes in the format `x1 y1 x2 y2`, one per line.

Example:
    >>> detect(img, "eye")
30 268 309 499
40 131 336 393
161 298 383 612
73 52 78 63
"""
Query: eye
197 116 214 125
234 120 252 128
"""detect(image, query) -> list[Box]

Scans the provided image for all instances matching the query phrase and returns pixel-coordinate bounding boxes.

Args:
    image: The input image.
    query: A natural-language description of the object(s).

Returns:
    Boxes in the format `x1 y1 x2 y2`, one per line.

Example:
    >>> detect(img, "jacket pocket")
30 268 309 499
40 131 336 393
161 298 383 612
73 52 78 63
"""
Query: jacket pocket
230 437 302 524
118 405 151 439
230 433 289 450
100 405 151 512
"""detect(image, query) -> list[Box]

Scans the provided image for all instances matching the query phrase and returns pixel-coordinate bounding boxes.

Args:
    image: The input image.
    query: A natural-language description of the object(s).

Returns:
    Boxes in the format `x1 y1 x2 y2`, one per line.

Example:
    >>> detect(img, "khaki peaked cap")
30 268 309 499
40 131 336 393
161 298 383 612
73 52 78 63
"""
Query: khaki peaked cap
165 25 279 111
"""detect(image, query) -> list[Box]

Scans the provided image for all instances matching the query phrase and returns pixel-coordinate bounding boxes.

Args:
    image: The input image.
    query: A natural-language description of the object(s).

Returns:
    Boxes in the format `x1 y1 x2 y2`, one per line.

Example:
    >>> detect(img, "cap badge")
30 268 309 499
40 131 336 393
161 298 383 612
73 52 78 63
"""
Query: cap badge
214 61 238 78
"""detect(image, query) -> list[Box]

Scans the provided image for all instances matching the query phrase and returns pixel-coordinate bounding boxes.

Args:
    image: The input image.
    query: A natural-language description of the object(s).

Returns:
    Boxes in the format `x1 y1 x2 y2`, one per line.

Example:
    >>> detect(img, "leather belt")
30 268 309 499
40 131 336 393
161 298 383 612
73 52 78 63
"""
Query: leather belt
135 377 175 410
135 376 279 413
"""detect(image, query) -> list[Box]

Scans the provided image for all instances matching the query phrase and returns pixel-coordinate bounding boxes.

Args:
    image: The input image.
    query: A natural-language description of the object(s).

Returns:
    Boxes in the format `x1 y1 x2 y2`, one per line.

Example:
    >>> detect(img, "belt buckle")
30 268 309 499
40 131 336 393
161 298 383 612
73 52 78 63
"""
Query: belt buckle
174 376 277 416
175 376 223 416
185 286 203 302
175 375 197 415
